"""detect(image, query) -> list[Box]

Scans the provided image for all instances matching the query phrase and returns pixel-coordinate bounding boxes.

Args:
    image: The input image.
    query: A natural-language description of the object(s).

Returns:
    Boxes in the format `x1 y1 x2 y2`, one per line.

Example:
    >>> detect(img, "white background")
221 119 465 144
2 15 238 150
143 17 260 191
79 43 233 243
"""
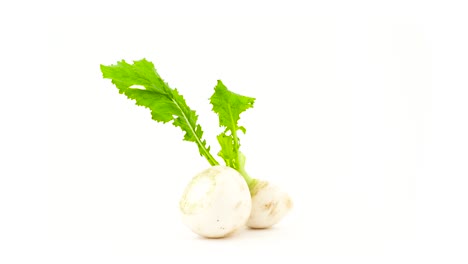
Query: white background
1 0 468 263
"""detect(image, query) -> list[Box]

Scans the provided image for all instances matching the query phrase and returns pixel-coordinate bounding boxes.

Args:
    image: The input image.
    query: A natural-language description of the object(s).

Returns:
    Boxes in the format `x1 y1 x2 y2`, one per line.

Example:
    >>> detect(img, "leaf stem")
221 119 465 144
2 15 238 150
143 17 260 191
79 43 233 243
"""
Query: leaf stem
171 98 219 166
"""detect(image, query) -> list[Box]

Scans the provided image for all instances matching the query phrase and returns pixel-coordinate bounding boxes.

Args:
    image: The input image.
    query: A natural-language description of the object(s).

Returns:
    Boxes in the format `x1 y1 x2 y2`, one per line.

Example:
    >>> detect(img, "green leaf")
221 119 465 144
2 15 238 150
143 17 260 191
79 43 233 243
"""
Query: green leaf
216 133 235 167
100 59 219 166
210 80 255 133
209 80 255 173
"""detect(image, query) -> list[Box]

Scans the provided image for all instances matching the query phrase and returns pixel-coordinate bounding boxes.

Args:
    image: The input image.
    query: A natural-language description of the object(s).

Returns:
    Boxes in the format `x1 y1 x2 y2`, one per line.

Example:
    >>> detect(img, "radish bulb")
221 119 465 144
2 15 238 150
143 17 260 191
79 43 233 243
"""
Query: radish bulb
179 166 252 238
246 180 293 229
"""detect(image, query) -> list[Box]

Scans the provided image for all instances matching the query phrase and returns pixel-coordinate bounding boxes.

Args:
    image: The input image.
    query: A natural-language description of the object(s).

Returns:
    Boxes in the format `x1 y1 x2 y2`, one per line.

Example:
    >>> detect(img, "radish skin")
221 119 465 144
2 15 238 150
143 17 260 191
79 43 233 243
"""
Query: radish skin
179 166 252 238
246 181 292 229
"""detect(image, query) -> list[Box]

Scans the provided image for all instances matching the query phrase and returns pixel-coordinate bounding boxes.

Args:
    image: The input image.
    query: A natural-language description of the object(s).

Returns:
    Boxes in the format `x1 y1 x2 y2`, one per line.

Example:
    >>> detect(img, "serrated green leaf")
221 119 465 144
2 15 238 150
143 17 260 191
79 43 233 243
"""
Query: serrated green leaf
210 80 255 133
216 132 235 167
210 80 255 170
100 59 218 166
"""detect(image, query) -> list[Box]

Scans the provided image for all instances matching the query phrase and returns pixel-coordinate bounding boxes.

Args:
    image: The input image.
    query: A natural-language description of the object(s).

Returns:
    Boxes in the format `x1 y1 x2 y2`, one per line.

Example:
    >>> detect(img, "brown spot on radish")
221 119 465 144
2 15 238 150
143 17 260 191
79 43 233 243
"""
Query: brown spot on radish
266 201 279 216
264 202 273 209
235 201 242 209
286 197 293 209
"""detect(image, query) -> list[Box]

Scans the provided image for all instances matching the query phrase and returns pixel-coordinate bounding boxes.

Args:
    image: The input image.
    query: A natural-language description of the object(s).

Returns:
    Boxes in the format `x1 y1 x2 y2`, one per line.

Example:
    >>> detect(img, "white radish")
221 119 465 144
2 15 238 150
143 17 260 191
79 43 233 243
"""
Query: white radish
179 166 252 238
102 59 293 237
246 181 293 229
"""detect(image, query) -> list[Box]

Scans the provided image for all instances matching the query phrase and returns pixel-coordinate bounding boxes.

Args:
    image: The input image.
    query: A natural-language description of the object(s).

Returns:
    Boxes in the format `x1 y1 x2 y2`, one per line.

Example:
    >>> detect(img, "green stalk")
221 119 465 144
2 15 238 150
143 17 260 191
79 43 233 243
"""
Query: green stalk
232 131 256 191
238 163 257 191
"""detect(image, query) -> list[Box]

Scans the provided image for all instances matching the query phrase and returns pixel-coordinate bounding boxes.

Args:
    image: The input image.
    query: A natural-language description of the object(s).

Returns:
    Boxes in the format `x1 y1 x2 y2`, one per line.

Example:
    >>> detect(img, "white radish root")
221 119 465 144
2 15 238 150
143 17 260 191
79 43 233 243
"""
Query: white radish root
179 166 252 238
246 181 293 229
